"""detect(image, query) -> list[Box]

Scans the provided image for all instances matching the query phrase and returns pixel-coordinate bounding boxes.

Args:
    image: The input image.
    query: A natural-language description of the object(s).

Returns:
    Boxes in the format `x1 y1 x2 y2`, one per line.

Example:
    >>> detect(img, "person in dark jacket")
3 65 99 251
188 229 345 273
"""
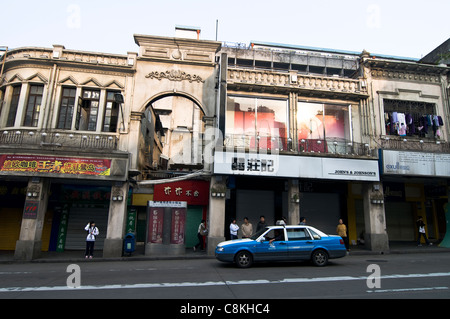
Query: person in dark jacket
416 216 432 247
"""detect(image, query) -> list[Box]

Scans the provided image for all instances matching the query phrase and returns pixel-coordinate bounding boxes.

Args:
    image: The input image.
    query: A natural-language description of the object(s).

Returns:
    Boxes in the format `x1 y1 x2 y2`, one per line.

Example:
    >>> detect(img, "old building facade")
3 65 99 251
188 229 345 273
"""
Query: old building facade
1 31 448 260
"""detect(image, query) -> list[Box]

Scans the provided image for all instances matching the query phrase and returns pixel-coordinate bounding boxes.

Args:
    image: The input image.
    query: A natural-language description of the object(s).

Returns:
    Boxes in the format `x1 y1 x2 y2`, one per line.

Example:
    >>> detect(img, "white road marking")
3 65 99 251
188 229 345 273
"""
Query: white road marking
367 287 448 293
0 272 449 293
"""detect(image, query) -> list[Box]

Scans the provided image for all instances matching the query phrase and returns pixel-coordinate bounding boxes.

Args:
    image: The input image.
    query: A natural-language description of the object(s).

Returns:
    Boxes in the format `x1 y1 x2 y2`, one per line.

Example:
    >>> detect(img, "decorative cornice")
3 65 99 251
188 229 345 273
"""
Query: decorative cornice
370 67 441 83
145 69 205 83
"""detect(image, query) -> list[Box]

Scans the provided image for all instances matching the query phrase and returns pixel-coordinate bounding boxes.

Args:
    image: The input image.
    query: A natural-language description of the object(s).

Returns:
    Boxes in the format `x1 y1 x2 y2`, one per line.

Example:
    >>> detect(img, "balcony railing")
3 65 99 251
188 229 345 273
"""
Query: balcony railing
227 67 368 98
0 129 118 152
378 137 450 153
223 134 376 157
5 47 130 67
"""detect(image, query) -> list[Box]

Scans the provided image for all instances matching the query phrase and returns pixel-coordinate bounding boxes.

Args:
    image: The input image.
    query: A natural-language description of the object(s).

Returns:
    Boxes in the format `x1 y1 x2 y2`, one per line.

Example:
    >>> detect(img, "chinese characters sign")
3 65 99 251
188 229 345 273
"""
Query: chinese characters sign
0 154 111 176
171 208 186 245
148 207 164 244
56 206 69 252
154 180 210 205
214 151 379 181
23 200 39 219
232 157 275 173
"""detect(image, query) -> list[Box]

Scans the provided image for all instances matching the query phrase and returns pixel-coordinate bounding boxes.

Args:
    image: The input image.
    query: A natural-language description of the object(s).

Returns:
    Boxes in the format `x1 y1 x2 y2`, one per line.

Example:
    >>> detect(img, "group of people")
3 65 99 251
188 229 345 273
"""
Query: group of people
85 214 434 257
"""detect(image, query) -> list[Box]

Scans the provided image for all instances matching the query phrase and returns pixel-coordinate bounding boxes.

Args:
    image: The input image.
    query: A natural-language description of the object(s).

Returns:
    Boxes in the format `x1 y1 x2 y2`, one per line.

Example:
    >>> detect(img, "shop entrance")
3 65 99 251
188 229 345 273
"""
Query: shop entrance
48 184 110 251
385 202 415 241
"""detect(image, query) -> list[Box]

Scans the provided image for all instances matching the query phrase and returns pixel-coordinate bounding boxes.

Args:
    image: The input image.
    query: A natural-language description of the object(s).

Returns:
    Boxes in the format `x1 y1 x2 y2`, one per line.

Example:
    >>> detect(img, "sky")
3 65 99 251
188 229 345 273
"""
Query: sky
1 0 449 59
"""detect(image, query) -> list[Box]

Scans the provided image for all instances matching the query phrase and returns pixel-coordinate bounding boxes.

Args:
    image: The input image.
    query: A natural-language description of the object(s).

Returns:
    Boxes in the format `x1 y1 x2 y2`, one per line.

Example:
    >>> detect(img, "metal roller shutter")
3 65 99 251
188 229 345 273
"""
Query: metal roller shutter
64 206 108 250
0 208 22 251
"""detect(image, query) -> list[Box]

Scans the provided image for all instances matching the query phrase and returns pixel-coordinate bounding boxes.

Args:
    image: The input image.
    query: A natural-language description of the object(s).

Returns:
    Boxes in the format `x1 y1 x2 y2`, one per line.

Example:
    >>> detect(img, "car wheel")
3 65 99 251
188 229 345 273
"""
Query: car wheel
311 249 328 267
235 251 253 268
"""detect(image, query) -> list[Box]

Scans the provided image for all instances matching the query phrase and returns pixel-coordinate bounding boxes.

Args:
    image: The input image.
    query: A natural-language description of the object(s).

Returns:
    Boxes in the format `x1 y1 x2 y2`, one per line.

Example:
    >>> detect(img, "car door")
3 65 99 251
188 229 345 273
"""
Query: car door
286 227 315 260
254 228 289 261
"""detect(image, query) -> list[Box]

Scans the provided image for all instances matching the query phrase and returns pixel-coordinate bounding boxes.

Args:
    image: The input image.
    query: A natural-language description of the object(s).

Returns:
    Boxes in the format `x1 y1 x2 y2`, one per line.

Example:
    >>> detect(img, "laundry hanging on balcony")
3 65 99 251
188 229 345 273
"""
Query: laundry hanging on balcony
385 112 443 138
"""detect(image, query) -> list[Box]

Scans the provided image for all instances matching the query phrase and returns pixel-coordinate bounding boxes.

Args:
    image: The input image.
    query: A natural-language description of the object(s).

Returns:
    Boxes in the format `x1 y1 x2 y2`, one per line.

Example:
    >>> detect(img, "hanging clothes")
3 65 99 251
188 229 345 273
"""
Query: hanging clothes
397 113 407 136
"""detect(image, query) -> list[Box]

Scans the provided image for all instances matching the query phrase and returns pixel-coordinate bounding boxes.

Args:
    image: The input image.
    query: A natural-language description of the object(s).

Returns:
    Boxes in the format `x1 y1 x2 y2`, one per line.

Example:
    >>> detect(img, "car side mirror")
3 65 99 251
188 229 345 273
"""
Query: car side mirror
313 235 321 240
258 237 266 242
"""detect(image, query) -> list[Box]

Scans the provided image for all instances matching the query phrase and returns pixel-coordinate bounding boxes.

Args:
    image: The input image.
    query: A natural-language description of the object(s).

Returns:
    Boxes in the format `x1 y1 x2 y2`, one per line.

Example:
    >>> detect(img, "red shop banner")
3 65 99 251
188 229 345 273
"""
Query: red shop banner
0 154 111 176
171 208 186 245
148 207 164 244
154 180 210 206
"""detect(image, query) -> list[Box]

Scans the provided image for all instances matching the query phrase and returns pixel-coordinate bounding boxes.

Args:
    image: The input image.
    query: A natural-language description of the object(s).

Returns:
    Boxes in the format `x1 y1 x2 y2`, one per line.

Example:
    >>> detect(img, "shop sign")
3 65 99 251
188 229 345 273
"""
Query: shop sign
153 180 210 205
56 206 70 252
126 208 137 234
171 208 186 244
214 151 379 181
147 207 164 244
381 150 450 177
23 200 39 219
0 154 111 176
62 185 111 202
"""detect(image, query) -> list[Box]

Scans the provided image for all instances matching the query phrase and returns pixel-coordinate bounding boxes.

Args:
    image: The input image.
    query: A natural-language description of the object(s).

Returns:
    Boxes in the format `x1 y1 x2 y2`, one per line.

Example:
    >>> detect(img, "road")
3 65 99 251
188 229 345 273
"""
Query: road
1 252 449 303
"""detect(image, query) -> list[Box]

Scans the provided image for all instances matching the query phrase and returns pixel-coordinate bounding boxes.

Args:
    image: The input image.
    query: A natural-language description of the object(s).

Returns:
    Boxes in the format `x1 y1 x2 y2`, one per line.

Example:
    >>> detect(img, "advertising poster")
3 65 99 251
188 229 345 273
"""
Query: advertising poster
0 154 111 176
171 208 186 244
148 207 164 244
23 200 39 219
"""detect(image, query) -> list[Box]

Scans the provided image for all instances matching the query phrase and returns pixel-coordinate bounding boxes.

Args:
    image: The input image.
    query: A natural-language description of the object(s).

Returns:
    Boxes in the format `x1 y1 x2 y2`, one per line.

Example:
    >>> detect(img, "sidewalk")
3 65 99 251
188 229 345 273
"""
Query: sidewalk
1 241 450 264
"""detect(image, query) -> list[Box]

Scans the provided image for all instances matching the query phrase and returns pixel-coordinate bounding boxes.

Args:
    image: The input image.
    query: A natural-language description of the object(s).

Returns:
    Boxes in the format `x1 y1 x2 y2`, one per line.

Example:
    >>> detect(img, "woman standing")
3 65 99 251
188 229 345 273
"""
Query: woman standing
230 219 239 240
84 221 99 259
194 219 207 251
336 219 349 251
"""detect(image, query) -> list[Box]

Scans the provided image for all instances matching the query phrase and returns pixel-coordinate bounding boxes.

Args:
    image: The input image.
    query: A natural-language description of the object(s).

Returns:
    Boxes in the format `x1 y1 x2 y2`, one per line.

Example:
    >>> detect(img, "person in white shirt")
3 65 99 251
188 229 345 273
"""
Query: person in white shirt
193 219 207 251
84 221 99 259
230 219 239 240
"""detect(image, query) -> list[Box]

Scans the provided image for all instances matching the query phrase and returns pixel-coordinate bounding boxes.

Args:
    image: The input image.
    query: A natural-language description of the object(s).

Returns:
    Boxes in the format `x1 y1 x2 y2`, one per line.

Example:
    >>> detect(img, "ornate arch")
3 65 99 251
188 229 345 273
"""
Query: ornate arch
139 90 207 116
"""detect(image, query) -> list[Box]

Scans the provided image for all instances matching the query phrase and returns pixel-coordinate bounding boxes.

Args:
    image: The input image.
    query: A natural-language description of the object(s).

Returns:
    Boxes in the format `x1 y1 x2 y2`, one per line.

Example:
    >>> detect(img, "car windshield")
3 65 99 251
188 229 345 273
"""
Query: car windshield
250 227 270 240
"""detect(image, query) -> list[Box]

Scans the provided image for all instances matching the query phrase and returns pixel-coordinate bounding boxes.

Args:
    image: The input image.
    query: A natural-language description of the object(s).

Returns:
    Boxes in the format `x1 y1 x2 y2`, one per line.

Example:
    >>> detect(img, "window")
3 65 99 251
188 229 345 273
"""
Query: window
77 89 100 131
23 85 44 127
287 228 311 241
6 86 21 127
383 99 438 138
297 101 350 153
226 96 288 150
263 229 285 241
57 87 77 129
308 229 322 240
102 91 120 132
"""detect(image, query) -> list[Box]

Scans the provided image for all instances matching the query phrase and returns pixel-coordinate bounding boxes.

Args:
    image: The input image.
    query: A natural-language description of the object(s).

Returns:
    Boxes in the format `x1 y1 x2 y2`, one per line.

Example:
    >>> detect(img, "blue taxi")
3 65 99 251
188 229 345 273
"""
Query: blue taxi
215 223 347 267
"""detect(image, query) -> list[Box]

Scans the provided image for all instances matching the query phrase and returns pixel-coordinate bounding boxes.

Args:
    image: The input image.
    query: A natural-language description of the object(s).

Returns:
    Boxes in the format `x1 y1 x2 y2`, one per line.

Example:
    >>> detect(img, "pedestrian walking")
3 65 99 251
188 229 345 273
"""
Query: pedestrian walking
230 218 239 240
241 217 253 238
84 221 99 259
416 216 432 246
193 219 207 251
336 219 349 251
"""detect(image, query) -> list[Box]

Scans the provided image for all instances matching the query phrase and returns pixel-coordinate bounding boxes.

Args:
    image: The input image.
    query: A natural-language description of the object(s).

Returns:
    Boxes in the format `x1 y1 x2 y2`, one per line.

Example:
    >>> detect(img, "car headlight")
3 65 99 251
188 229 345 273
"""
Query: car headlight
216 246 224 252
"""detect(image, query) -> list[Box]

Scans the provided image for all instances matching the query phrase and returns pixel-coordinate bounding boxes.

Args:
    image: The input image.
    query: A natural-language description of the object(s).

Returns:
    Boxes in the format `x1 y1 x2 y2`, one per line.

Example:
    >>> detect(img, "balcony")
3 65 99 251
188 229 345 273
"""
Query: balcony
0 129 118 153
379 136 450 153
227 67 368 100
223 134 377 158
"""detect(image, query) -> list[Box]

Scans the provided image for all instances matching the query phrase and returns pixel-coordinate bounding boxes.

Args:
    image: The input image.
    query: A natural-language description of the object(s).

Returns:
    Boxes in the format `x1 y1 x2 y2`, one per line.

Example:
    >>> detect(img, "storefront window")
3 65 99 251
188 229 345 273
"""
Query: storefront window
297 101 350 153
226 96 288 150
